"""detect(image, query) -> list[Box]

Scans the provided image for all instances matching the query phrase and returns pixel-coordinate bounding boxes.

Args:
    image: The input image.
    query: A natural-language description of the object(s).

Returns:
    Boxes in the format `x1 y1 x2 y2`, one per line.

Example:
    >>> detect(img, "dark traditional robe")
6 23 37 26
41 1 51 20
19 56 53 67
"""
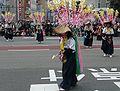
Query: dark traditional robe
101 27 114 55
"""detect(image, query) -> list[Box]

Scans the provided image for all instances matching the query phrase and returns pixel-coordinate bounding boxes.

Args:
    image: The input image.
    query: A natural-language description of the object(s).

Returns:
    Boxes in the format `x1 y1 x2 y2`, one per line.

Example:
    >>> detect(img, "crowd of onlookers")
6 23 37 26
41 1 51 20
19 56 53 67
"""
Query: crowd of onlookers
0 20 120 37
0 20 58 37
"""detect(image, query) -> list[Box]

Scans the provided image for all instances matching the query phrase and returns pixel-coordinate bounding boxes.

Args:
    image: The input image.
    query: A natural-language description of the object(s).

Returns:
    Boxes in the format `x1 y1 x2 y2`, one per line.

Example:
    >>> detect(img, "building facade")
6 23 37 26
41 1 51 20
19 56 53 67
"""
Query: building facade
22 0 48 20
1 0 110 22
0 0 17 22
0 0 4 13
0 0 48 21
86 0 110 8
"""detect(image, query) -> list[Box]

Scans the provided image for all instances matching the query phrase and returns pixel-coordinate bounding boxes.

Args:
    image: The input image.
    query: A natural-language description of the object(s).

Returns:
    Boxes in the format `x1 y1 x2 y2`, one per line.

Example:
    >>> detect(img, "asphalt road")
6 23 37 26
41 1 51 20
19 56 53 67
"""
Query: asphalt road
0 36 120 91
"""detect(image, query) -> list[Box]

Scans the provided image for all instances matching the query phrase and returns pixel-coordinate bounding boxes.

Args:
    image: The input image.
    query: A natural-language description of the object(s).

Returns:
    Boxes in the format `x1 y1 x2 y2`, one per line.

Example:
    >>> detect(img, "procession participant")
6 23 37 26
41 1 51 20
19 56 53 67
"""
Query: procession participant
36 24 44 43
113 24 118 37
96 24 103 41
45 20 53 36
53 24 80 91
4 22 13 41
1 23 5 37
84 21 94 48
101 21 114 58
0 23 4 36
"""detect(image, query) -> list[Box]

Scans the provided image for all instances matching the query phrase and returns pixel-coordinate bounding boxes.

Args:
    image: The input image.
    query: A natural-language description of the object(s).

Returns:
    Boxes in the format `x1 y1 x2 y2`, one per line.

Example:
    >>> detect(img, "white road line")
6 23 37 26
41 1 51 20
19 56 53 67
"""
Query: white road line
111 68 117 71
114 82 120 88
57 71 85 81
46 37 60 40
22 37 35 39
57 71 62 73
41 70 85 82
49 70 57 82
97 78 120 81
77 74 85 81
100 68 109 73
30 84 59 91
8 49 49 52
41 77 62 80
88 68 98 72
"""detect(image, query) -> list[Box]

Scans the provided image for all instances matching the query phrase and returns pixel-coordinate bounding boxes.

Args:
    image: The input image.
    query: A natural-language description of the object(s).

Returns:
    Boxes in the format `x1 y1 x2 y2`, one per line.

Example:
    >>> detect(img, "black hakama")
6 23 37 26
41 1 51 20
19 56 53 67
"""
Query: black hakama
36 29 44 42
101 35 114 55
4 28 13 40
97 35 102 41
84 31 93 47
60 48 77 90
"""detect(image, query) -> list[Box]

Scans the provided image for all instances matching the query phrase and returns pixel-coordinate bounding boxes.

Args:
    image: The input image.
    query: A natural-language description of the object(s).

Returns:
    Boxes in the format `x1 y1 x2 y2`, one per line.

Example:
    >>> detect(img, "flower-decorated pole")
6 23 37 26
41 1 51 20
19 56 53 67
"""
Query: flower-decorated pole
29 12 45 25
1 12 15 23
47 0 95 26
93 8 119 25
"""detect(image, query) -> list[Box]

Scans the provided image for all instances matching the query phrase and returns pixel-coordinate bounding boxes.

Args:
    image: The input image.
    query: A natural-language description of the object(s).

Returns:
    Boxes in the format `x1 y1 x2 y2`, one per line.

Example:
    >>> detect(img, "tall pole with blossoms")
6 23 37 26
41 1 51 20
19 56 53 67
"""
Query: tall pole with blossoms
47 0 95 27
93 8 119 26
29 12 45 25
1 12 15 23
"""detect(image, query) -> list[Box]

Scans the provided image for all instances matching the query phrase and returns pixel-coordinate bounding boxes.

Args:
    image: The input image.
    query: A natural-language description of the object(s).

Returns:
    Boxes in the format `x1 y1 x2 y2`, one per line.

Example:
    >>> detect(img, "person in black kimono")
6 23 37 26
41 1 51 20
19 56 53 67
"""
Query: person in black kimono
36 24 44 43
96 24 103 41
60 31 77 91
4 22 13 41
101 21 114 58
84 21 93 48
45 21 53 36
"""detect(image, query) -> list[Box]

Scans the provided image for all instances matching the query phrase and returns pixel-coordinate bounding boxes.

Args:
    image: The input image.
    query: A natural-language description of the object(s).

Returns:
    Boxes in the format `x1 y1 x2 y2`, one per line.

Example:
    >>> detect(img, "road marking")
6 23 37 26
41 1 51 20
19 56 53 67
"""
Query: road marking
46 37 60 40
90 68 120 81
22 37 35 39
49 70 57 82
100 68 109 73
41 77 62 80
92 72 120 80
41 70 63 81
114 82 120 88
88 68 98 72
77 74 85 81
30 84 59 91
57 71 62 73
111 68 117 71
41 70 85 82
31 70 85 91
8 49 49 52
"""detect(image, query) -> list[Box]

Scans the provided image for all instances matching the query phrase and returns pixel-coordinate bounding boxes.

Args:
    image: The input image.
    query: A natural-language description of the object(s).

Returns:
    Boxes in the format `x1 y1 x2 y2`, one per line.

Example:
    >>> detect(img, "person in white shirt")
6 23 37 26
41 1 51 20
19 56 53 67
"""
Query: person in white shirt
60 31 77 91
101 21 114 58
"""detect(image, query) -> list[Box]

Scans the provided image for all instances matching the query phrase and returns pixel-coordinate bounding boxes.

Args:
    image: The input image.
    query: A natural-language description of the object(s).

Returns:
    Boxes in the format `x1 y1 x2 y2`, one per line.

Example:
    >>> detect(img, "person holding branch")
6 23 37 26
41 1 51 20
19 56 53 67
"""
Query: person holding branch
53 24 83 91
